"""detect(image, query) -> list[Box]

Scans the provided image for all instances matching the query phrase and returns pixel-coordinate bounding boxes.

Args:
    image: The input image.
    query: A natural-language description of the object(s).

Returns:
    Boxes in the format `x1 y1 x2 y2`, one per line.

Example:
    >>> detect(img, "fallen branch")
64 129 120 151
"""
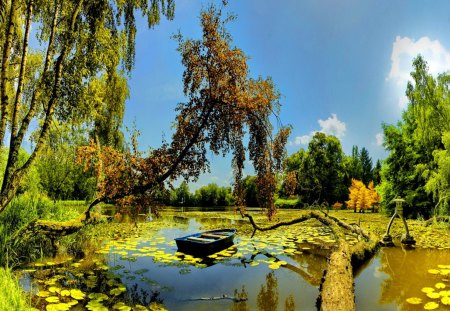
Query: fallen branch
240 209 380 311
186 295 247 302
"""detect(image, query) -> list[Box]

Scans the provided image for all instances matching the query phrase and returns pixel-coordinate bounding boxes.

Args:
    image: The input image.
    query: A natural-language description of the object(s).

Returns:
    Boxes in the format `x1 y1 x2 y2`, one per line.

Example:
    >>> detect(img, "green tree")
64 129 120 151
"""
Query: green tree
242 175 259 207
0 0 175 213
299 132 345 205
36 123 95 201
379 56 449 217
174 181 191 206
360 147 373 185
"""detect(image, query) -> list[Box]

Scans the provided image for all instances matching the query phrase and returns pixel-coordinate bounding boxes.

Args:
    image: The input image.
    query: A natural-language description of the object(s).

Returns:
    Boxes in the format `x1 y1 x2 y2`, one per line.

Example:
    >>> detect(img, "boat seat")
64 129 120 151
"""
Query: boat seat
202 233 227 238
187 236 214 243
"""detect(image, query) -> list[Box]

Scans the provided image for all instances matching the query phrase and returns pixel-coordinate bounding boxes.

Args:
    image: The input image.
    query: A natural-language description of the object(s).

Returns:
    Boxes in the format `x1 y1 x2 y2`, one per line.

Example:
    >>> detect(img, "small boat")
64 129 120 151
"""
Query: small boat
175 229 237 255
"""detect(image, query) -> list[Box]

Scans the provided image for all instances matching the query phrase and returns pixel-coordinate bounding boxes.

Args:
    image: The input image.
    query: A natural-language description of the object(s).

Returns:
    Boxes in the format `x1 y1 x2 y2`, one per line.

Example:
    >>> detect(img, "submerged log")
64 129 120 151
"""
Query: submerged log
240 210 380 311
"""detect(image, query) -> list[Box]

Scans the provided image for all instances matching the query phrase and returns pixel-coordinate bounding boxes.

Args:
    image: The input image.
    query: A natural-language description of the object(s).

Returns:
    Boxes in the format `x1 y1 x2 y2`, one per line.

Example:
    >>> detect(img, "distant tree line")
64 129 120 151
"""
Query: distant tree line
275 132 381 207
165 182 234 207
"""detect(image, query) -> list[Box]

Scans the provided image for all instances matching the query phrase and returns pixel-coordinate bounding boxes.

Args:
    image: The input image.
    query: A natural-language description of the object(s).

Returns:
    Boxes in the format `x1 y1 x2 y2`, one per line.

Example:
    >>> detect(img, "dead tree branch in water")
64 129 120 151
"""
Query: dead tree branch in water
239 209 380 311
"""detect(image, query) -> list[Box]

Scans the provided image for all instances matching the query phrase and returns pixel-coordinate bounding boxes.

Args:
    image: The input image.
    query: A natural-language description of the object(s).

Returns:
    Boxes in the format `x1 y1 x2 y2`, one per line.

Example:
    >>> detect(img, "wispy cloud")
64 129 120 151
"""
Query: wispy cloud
375 133 384 146
387 36 450 109
292 113 346 146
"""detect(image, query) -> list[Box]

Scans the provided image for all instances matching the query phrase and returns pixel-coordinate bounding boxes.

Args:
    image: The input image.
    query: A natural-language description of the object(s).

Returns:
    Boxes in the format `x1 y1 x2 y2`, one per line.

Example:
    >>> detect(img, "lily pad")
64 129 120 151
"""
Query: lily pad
428 269 440 275
86 300 108 311
36 291 50 298
406 297 422 304
442 296 450 305
436 282 446 289
422 287 435 294
110 286 127 296
427 292 441 299
424 301 439 310
88 293 109 301
60 290 70 297
48 286 61 294
45 296 60 303
112 302 131 310
70 289 86 300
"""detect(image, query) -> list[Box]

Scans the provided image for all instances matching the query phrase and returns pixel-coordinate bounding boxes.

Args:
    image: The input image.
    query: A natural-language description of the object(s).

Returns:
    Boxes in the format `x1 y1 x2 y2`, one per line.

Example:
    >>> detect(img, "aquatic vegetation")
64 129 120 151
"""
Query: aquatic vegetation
405 263 450 309
0 268 29 310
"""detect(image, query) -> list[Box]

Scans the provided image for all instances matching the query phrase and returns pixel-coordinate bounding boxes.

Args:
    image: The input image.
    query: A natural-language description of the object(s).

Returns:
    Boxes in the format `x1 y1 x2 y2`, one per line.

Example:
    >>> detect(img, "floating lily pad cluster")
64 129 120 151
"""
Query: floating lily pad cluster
25 254 165 311
405 264 450 309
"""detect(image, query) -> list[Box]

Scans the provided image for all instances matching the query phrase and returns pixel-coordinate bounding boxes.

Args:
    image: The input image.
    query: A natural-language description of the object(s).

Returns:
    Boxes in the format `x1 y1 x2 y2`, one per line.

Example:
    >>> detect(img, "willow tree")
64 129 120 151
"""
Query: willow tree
0 0 175 212
78 5 290 219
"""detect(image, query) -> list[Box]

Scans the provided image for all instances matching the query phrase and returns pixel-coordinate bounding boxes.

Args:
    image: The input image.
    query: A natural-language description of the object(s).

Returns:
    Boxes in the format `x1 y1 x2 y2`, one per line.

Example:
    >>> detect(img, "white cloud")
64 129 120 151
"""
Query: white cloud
292 114 346 145
375 133 384 146
295 134 314 145
318 113 346 139
387 36 450 109
398 95 409 110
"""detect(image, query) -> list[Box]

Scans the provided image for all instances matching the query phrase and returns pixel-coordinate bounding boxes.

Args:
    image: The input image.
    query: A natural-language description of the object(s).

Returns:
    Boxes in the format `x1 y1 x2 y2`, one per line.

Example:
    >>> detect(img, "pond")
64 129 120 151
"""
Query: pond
18 213 450 310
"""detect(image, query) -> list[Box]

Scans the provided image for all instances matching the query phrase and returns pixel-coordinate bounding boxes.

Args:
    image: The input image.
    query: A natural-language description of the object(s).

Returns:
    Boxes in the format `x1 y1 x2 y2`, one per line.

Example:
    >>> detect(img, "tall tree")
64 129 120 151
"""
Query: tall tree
0 0 175 213
78 5 290 220
298 132 345 205
360 147 373 185
379 56 450 217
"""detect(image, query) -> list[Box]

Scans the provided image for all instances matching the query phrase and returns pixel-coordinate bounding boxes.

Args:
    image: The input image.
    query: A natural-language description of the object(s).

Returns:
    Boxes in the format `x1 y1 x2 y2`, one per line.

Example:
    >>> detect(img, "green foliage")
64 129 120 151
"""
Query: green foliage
298 132 346 205
0 268 29 310
274 197 301 209
36 123 95 201
0 194 80 266
242 175 259 207
0 148 40 195
380 56 450 218
425 132 450 216
193 183 234 207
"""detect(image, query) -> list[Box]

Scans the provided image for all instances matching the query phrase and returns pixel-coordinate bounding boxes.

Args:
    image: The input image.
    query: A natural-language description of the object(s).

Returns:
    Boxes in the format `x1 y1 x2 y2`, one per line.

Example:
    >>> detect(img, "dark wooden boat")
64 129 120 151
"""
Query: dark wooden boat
175 229 236 255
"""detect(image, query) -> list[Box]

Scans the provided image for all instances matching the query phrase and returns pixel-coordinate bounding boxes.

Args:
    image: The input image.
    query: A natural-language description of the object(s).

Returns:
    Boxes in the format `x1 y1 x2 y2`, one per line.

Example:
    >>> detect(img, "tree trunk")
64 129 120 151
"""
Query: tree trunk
317 240 355 311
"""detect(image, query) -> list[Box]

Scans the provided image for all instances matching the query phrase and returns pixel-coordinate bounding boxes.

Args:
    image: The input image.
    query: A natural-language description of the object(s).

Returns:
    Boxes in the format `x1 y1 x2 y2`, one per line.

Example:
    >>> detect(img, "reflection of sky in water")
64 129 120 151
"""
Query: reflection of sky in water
103 217 323 310
20 214 450 310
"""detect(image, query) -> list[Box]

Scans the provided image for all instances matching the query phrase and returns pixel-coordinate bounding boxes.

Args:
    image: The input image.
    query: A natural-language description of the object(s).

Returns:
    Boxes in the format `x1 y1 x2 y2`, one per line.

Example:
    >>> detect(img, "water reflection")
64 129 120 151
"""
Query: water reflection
379 247 450 310
257 272 279 311
355 247 450 311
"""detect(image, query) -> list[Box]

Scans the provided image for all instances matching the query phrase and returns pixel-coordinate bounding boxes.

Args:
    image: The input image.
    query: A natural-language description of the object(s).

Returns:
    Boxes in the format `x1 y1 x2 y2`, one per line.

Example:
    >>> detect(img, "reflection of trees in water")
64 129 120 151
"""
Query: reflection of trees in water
257 272 279 311
230 286 250 311
229 272 297 311
127 283 163 306
253 272 296 311
378 248 450 310
197 217 233 227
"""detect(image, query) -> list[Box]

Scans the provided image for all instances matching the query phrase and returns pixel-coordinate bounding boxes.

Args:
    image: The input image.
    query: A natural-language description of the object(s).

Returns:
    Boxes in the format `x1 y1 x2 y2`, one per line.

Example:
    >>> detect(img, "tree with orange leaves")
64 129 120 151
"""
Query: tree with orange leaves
346 178 380 212
346 179 364 212
78 5 290 220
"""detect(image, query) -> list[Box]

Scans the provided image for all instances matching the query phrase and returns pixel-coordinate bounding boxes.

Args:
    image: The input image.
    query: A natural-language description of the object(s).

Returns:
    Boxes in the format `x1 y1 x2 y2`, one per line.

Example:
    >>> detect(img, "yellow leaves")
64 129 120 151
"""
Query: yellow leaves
346 179 380 211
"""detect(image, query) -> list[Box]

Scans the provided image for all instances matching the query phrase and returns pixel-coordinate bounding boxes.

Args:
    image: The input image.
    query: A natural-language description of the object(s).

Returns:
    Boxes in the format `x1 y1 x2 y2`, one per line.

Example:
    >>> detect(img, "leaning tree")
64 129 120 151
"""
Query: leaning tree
77 5 291 220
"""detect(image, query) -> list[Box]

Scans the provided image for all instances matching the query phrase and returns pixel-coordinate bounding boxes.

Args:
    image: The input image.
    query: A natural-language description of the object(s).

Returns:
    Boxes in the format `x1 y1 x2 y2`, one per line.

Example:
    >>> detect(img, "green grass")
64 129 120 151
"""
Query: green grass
0 193 86 267
0 268 29 311
274 197 302 209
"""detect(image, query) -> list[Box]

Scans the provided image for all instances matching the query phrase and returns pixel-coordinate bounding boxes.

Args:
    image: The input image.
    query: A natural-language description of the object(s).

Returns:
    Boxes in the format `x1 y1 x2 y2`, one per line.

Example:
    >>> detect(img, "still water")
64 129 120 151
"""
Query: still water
21 213 450 310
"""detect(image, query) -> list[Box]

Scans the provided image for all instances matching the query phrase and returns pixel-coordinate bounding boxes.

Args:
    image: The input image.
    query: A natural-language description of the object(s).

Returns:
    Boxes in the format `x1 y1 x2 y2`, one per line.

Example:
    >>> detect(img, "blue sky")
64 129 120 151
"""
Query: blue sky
124 0 450 189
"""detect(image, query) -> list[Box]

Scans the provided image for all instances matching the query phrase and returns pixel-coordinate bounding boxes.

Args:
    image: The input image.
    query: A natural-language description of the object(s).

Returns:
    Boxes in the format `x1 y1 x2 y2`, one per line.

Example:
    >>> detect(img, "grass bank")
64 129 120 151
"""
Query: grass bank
0 268 29 310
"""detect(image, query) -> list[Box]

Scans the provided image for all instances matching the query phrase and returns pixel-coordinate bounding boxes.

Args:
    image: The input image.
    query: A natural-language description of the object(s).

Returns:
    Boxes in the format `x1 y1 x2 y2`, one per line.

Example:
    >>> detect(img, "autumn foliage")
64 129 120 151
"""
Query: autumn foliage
77 6 290 220
346 179 380 212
